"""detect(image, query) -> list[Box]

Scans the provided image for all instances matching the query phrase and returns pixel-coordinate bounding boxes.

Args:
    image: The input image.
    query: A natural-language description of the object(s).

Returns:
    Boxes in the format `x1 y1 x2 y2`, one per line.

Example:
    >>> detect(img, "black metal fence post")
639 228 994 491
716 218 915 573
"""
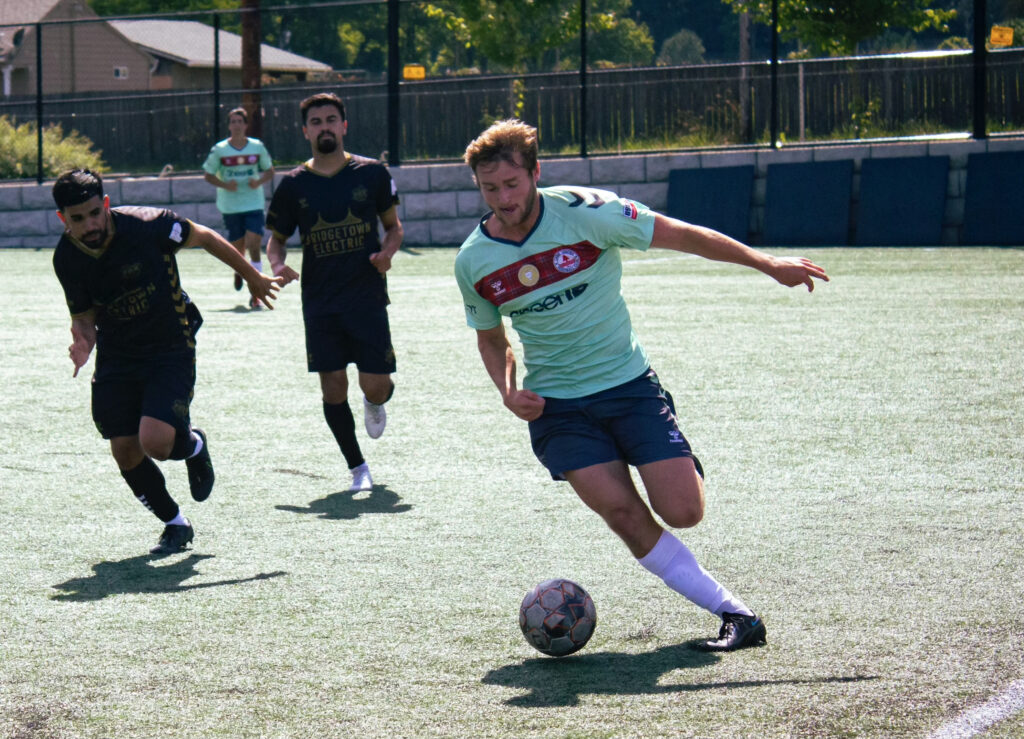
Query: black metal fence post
580 0 588 158
213 13 221 134
973 0 987 139
35 22 43 184
387 0 400 166
770 0 779 148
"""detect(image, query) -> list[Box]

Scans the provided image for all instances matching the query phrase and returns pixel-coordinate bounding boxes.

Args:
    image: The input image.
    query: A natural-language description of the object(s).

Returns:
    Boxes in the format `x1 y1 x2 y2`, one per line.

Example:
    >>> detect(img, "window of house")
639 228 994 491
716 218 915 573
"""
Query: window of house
113 66 129 79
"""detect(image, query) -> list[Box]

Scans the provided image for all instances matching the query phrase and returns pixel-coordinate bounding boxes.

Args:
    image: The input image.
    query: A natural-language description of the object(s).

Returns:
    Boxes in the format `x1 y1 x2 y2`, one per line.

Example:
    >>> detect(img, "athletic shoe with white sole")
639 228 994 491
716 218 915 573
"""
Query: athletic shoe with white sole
349 462 373 492
363 396 387 439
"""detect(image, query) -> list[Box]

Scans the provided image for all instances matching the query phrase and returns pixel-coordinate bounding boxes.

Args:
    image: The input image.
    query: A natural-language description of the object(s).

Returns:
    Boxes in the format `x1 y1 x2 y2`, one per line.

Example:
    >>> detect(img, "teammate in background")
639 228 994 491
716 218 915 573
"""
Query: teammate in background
455 120 829 651
203 106 275 308
266 92 403 493
52 169 281 555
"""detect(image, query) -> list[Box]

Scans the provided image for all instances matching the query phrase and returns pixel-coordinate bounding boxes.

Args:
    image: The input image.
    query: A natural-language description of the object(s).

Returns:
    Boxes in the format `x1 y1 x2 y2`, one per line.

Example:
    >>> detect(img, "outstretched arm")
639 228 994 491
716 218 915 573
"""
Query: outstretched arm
187 221 282 308
69 311 97 377
476 323 546 422
651 213 829 291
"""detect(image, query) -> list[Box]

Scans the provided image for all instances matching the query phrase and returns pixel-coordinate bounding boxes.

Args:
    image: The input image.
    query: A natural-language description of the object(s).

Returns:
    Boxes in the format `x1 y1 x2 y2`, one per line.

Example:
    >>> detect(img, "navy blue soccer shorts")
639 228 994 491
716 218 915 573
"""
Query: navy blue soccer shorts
223 209 265 242
304 309 396 375
91 348 196 439
528 368 700 481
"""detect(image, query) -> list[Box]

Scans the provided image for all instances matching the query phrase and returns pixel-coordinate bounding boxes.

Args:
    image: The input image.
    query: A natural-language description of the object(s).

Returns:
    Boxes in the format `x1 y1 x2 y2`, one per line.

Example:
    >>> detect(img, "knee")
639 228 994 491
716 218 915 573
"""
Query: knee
138 427 173 461
660 500 704 529
110 438 145 470
361 377 394 405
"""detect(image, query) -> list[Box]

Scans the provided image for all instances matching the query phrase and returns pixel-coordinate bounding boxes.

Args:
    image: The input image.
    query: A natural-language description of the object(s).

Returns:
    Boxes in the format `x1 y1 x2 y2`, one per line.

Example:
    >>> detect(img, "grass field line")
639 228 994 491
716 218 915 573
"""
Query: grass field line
926 680 1024 739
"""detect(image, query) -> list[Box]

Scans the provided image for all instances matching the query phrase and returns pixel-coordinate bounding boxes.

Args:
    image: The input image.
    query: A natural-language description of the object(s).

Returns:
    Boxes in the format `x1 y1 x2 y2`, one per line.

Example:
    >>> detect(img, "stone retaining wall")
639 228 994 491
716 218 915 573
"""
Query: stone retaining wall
2 136 1022 248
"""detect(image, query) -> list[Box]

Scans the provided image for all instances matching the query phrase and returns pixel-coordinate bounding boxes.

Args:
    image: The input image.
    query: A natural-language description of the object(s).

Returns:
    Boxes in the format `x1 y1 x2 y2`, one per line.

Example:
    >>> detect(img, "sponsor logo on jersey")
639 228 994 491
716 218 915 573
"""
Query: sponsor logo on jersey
474 241 602 306
518 264 539 286
508 284 589 317
553 248 581 274
622 201 638 220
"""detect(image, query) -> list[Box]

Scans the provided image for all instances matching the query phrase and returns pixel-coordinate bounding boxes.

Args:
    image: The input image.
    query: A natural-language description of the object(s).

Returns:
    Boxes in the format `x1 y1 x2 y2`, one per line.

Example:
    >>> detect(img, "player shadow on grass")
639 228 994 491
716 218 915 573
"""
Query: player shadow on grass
50 553 286 602
483 643 877 707
275 484 412 520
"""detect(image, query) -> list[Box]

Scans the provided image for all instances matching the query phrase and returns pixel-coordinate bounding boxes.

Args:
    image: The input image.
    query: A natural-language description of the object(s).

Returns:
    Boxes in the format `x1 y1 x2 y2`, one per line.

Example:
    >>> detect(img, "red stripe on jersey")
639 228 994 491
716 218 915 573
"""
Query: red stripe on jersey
220 154 259 167
474 241 602 306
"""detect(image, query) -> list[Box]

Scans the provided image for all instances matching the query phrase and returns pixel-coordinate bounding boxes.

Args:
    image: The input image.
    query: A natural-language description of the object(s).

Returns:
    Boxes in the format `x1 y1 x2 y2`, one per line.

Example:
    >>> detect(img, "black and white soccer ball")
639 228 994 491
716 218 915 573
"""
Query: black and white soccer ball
518 578 597 657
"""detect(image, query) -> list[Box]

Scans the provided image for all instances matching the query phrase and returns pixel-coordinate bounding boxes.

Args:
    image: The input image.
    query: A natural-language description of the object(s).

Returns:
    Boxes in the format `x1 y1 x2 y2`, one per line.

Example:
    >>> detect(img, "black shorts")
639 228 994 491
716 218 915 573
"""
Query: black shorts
304 309 396 374
91 349 196 439
528 368 697 481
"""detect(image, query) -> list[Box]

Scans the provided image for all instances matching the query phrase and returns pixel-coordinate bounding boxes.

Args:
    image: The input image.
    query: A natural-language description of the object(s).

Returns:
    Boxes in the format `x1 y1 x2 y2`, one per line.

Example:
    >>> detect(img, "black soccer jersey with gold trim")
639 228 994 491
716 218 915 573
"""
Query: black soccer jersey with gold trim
266 154 400 317
52 206 196 358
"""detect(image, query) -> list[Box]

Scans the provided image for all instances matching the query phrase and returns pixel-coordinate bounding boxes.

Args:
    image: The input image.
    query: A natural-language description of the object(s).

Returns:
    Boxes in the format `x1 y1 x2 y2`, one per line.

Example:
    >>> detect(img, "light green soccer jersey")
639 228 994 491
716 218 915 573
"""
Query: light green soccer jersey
202 137 273 214
454 185 657 399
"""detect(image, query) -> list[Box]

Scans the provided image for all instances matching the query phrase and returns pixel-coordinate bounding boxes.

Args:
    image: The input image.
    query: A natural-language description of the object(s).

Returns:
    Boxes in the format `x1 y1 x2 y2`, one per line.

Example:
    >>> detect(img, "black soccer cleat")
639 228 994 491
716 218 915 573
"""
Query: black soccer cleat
700 612 767 652
150 521 194 555
186 428 215 502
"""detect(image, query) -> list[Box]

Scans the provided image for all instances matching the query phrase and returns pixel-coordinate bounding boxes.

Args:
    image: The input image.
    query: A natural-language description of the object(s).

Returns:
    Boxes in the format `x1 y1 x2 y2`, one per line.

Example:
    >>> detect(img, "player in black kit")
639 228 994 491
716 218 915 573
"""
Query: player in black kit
266 92 404 493
52 169 281 554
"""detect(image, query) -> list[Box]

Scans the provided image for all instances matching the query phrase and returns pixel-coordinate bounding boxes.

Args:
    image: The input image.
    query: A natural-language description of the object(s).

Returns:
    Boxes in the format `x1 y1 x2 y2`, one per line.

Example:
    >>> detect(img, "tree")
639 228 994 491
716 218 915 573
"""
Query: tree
419 0 655 72
720 0 956 56
656 28 706 65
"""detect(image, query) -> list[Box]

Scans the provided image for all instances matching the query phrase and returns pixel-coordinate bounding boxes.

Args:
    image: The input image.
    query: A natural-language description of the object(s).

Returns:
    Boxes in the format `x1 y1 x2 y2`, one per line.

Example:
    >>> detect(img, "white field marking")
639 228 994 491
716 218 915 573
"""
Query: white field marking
926 679 1024 739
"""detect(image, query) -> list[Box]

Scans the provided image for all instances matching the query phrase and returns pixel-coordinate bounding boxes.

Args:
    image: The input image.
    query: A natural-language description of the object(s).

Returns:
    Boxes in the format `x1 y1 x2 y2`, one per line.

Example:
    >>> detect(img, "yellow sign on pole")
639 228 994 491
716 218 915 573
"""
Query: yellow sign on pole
403 64 426 80
990 25 1014 47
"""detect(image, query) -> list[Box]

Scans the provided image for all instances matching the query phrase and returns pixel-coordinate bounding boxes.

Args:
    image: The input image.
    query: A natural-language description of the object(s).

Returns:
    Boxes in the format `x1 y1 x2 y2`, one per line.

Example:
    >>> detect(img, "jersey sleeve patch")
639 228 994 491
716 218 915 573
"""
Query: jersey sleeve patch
473 241 601 306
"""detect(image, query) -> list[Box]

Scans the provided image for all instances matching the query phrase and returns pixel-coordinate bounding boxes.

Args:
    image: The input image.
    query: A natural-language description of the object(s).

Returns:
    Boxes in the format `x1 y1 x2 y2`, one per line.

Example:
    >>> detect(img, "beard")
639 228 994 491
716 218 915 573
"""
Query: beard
494 186 537 229
80 229 107 246
316 132 338 154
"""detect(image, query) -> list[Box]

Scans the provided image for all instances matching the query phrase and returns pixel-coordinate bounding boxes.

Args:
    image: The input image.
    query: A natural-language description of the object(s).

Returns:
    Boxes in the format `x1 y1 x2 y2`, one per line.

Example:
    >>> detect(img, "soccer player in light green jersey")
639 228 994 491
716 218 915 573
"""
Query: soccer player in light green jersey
203 107 275 306
455 119 828 651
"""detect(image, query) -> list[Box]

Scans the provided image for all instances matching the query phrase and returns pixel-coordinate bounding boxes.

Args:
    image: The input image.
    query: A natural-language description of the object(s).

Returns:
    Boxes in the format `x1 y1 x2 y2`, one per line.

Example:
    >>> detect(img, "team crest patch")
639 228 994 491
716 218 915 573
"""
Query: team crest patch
121 262 142 281
518 264 540 286
553 248 581 274
352 185 368 202
622 201 639 220
169 222 184 243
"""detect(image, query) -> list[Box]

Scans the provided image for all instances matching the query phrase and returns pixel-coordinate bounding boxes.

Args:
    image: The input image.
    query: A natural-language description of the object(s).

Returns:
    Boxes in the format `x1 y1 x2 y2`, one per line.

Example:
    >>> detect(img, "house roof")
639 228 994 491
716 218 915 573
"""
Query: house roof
0 0 65 26
108 19 332 73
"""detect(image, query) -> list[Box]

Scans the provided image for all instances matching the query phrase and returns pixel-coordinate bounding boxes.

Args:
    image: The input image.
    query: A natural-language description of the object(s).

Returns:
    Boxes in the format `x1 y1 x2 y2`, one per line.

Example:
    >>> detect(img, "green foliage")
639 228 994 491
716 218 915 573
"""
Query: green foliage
721 0 957 55
656 28 707 65
419 0 655 73
0 116 106 180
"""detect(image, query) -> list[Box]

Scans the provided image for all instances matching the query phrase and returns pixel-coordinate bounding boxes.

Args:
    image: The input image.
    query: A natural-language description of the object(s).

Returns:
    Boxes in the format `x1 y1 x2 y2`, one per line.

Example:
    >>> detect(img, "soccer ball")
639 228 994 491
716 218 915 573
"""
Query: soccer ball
518 578 597 657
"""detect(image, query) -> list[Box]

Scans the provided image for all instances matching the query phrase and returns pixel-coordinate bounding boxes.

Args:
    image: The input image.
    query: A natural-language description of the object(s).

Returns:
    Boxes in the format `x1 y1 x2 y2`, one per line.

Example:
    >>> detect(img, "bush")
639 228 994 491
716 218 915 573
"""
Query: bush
0 116 106 180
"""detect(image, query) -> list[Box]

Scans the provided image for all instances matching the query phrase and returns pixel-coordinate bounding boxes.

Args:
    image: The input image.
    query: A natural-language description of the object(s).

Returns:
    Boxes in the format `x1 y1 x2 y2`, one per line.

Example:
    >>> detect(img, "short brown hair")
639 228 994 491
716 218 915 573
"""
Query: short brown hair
228 107 248 123
300 93 346 124
464 119 538 175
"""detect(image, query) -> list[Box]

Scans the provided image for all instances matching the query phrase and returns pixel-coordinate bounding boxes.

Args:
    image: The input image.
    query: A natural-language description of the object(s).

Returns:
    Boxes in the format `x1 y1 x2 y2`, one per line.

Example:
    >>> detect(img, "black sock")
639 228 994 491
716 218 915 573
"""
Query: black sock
167 427 198 461
120 456 180 523
323 401 364 469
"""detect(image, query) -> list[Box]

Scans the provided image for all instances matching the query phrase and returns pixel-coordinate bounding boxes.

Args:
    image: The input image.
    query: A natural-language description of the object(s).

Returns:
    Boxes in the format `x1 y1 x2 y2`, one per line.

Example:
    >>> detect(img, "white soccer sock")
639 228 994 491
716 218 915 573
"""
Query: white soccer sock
637 530 754 617
166 511 189 527
250 260 262 273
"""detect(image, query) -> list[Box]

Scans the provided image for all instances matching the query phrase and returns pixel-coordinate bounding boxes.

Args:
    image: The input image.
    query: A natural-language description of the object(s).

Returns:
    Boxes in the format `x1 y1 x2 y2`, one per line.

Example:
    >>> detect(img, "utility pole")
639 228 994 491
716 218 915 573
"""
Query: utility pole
241 0 262 138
